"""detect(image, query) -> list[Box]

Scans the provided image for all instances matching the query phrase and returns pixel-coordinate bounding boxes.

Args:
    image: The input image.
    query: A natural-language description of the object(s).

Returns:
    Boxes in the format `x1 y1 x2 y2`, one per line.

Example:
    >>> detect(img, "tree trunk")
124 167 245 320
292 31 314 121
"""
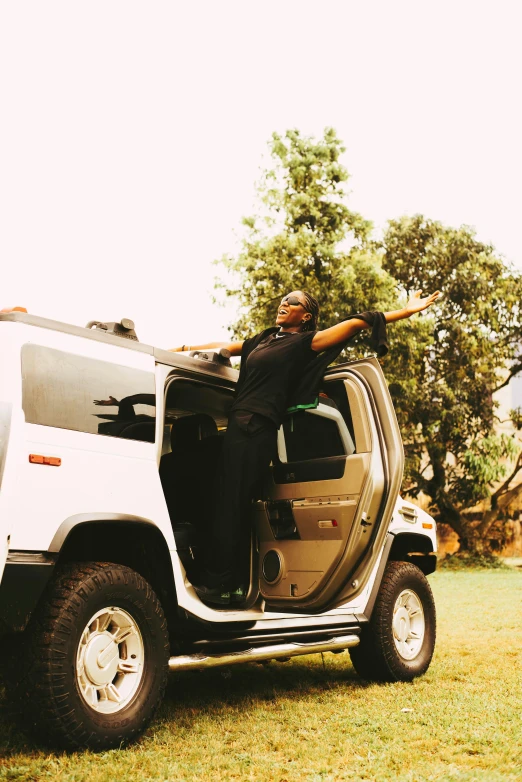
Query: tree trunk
474 480 522 548
426 448 481 552
436 494 480 552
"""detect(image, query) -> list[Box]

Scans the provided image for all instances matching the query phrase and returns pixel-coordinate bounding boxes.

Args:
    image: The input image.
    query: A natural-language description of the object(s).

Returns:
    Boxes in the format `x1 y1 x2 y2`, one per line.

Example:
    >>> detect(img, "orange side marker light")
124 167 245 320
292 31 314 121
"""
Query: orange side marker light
422 522 433 529
29 454 61 466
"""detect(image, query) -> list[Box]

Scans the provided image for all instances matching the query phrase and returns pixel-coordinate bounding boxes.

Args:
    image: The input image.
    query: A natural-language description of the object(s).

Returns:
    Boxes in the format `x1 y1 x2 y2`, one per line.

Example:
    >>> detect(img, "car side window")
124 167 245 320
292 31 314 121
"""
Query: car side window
161 378 232 457
21 344 156 442
281 411 347 463
322 379 357 446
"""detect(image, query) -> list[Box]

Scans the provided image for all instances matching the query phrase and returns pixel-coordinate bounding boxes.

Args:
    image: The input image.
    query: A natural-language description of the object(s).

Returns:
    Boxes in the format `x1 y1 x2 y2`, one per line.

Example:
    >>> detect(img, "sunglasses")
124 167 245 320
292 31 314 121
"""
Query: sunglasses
281 295 307 309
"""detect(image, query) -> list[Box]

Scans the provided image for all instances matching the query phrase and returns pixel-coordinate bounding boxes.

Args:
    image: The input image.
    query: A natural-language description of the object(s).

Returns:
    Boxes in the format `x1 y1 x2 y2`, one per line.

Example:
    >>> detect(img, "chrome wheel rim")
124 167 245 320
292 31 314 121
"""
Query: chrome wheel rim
76 607 144 714
392 589 425 660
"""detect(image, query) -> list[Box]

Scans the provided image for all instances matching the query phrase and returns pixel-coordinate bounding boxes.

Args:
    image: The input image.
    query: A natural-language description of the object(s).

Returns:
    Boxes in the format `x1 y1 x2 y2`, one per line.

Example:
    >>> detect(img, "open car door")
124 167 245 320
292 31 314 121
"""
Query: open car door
254 356 404 612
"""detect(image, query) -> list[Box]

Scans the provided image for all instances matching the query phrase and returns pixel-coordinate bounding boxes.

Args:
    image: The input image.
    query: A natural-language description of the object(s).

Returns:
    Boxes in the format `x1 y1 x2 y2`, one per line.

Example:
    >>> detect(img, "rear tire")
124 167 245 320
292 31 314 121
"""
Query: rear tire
349 560 436 682
10 562 169 750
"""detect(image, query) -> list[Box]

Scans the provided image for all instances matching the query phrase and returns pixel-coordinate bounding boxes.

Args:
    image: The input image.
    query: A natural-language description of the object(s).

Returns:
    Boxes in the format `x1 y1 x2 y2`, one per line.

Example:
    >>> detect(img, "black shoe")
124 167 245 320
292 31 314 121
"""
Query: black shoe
193 584 231 606
229 586 248 604
197 566 234 589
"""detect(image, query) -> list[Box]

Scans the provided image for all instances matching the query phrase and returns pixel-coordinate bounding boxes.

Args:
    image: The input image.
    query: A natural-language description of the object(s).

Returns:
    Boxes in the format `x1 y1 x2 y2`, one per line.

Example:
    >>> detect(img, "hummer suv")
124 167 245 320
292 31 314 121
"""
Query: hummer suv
0 311 437 750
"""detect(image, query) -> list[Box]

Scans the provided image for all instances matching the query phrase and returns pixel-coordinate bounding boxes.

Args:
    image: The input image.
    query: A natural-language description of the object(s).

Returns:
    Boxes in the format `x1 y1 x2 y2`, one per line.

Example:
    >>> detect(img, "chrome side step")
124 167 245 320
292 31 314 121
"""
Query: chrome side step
169 633 360 672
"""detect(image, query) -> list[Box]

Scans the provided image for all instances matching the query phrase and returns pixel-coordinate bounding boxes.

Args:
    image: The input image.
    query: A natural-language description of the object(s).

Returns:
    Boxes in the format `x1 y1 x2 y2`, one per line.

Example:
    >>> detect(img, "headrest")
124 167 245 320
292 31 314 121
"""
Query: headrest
170 413 218 450
119 421 156 443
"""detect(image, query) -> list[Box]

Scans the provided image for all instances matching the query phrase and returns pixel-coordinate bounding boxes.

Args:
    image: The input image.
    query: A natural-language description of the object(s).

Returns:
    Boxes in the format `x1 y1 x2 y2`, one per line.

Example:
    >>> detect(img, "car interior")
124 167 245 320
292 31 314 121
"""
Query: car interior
159 374 374 608
159 379 231 574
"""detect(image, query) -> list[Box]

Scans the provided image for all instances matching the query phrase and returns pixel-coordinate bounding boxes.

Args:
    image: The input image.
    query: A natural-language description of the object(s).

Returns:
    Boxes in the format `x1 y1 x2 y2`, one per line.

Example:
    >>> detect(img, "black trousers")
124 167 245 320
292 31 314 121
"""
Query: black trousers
203 411 278 588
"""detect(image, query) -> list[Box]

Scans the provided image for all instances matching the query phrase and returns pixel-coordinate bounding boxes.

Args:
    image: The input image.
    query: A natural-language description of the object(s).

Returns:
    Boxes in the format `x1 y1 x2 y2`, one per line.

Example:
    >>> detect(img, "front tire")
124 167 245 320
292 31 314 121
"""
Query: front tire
13 562 169 750
350 561 436 682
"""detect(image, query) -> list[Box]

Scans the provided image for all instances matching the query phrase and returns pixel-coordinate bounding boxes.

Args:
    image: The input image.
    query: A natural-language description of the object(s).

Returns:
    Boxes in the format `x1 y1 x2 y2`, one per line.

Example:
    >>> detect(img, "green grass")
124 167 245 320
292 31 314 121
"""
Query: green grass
438 552 511 570
1 570 522 781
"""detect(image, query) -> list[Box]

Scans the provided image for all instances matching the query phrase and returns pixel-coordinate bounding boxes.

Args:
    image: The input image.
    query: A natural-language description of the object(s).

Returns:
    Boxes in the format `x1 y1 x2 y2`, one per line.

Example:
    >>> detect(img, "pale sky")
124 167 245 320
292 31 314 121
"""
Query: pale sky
1 1 520 348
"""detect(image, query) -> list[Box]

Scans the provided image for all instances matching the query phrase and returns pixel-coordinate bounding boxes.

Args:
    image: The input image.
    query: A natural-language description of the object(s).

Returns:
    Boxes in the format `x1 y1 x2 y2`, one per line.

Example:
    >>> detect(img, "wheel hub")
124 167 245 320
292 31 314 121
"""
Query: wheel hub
76 607 145 714
83 633 120 686
393 607 411 642
392 589 425 661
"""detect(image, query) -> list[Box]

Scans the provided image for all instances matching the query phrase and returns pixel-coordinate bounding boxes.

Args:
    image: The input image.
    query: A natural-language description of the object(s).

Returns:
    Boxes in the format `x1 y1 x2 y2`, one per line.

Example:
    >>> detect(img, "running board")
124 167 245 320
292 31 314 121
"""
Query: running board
169 634 360 672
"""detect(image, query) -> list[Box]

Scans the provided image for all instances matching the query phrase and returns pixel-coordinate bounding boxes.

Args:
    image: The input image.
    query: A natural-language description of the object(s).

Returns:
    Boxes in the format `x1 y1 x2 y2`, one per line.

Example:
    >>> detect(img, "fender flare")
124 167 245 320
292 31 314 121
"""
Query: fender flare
48 512 170 553
361 530 436 620
1 514 176 636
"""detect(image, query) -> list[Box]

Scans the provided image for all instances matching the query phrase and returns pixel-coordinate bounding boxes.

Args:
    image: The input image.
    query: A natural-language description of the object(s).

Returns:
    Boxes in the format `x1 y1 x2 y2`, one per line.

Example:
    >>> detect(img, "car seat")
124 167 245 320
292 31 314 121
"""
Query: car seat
118 420 156 442
159 414 223 568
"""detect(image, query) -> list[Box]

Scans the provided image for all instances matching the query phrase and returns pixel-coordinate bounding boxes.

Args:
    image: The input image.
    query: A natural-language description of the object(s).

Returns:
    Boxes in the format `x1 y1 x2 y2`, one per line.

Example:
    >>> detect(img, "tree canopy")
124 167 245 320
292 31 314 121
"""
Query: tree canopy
216 128 396 343
382 216 522 548
216 128 522 553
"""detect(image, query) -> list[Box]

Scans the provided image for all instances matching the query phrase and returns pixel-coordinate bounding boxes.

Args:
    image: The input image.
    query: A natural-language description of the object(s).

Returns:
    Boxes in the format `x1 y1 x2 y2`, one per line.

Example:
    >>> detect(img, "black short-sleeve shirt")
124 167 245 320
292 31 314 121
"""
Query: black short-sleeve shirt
231 328 317 426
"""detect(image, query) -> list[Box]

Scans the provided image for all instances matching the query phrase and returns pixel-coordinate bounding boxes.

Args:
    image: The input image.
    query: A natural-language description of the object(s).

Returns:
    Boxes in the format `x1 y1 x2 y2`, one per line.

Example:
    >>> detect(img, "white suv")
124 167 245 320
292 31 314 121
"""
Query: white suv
0 311 437 750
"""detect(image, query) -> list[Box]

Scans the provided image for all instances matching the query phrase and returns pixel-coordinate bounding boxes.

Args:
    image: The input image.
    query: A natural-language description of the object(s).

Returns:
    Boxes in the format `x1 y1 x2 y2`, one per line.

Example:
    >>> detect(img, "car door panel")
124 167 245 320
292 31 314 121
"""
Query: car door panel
269 452 370 498
255 495 359 599
326 360 404 609
272 456 346 484
255 386 378 607
255 358 402 612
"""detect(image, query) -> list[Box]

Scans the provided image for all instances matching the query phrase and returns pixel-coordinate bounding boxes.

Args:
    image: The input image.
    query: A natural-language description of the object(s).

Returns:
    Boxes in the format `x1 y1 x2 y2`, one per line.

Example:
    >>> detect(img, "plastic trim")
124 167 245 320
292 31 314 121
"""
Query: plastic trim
0 553 56 633
0 312 153 353
47 513 162 552
360 532 394 620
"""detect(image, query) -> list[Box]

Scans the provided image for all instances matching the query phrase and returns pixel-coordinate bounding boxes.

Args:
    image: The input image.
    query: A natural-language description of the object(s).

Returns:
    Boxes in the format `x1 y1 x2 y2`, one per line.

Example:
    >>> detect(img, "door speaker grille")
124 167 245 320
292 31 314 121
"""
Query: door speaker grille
262 550 283 583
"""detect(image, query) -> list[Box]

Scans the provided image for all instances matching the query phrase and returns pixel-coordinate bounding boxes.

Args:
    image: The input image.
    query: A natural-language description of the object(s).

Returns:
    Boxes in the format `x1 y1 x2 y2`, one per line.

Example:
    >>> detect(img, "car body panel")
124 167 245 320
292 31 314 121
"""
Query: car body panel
0 314 436 632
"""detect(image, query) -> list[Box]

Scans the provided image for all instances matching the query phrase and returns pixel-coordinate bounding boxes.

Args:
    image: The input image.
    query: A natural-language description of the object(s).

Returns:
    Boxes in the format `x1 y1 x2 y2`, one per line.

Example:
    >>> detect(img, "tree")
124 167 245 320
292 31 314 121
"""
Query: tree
216 128 398 344
382 216 522 551
216 129 522 554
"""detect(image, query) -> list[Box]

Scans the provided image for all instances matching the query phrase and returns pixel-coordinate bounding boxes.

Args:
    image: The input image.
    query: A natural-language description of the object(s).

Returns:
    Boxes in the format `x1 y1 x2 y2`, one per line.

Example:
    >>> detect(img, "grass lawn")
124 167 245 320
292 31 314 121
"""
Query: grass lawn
1 569 521 781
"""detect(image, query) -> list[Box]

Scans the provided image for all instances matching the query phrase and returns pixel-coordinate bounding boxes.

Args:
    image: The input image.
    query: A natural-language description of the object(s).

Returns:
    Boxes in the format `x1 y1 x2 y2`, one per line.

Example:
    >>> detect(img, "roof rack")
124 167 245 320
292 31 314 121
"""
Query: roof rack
86 318 138 341
188 347 232 367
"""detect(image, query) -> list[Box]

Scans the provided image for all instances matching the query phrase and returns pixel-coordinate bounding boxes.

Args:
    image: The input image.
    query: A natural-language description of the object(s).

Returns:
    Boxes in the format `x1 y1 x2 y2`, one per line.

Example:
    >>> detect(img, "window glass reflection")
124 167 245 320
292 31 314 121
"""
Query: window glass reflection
22 345 156 442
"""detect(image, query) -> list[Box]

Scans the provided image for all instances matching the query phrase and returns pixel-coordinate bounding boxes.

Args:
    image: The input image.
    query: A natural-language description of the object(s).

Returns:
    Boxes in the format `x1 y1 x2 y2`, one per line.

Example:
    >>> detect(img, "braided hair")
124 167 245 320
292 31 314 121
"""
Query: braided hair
300 291 320 332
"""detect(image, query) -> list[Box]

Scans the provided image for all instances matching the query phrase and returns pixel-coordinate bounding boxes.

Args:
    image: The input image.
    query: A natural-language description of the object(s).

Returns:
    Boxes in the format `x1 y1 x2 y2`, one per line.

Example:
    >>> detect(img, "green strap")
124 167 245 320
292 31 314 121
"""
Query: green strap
286 397 319 414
